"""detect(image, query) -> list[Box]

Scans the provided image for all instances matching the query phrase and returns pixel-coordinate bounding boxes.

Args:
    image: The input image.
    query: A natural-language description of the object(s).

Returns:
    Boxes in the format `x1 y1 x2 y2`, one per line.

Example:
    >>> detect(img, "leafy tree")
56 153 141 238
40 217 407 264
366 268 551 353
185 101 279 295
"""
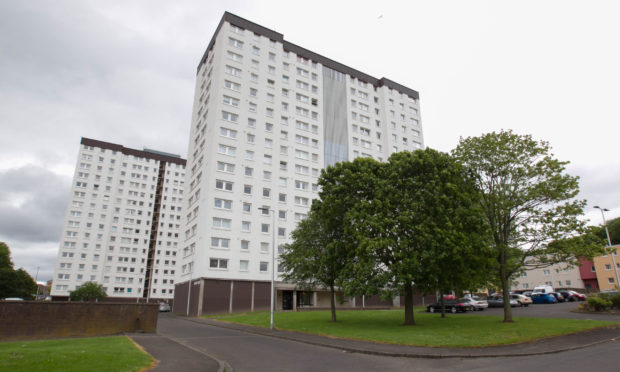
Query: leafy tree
0 242 37 300
453 130 589 322
69 281 107 302
597 217 620 245
0 242 13 269
347 149 492 324
280 201 348 322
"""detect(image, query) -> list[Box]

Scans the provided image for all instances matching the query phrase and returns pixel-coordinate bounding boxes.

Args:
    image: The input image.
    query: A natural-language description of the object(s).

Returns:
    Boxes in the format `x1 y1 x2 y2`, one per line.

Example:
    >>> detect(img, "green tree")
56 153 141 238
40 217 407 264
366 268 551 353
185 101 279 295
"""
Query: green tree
0 242 37 300
69 281 107 302
597 217 620 245
453 130 589 323
348 149 492 324
280 201 348 322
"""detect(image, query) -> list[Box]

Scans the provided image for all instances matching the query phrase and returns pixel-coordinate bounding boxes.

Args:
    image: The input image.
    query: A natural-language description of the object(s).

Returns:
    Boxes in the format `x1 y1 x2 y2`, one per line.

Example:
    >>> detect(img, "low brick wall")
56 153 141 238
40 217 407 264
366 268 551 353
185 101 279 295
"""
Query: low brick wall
0 302 158 341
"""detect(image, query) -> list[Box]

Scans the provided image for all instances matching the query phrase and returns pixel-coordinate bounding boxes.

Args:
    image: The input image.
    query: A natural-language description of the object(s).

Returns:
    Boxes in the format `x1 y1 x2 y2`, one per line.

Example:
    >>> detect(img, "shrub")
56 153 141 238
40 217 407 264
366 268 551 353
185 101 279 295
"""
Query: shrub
587 296 612 311
609 294 620 310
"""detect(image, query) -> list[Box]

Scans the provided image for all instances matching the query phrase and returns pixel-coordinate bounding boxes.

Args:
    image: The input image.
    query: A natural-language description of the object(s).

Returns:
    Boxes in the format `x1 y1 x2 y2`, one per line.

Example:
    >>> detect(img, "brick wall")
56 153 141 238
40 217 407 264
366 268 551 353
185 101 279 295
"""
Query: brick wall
0 302 158 341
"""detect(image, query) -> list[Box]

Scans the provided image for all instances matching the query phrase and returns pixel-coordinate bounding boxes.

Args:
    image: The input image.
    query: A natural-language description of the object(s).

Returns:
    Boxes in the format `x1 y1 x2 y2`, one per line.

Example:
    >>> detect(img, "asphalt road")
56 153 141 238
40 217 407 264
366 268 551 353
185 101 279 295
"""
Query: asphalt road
154 308 620 372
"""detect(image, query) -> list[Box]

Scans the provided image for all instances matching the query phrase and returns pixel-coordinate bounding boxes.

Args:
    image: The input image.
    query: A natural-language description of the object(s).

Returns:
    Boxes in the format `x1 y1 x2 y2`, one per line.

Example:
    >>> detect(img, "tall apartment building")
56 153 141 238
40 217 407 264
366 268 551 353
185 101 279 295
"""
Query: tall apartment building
175 12 423 315
51 138 186 302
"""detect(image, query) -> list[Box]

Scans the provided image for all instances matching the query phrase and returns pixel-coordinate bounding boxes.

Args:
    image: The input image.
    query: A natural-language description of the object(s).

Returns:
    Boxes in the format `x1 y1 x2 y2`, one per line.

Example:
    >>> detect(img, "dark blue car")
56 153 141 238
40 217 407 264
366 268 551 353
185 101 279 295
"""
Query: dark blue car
531 293 557 304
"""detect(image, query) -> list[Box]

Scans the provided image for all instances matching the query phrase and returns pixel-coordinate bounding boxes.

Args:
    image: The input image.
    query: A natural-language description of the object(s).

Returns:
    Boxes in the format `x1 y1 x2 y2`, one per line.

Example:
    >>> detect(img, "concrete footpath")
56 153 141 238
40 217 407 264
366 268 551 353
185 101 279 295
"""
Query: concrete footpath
129 332 223 372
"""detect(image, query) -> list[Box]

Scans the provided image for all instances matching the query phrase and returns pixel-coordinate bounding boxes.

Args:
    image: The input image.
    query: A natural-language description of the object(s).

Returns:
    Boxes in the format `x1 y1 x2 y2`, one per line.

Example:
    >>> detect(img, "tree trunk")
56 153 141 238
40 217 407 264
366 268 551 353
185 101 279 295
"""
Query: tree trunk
501 268 513 323
403 281 415 325
440 294 446 318
330 285 337 322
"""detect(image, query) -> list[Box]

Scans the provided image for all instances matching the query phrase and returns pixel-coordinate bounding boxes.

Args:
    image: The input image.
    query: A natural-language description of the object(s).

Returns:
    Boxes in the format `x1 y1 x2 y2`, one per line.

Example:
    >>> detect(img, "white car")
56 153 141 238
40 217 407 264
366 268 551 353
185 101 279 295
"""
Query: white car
460 297 488 311
510 294 532 307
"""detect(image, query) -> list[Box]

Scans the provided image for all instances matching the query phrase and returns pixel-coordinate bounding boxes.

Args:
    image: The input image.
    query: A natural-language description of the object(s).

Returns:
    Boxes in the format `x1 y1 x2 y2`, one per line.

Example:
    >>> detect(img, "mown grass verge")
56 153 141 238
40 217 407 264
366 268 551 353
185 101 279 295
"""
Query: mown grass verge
0 336 154 372
210 309 616 347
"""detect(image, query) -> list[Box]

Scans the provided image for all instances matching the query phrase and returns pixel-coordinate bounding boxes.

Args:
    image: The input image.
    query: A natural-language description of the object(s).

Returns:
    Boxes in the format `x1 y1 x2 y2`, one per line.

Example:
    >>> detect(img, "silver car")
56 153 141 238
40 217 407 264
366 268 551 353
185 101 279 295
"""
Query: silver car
459 297 488 311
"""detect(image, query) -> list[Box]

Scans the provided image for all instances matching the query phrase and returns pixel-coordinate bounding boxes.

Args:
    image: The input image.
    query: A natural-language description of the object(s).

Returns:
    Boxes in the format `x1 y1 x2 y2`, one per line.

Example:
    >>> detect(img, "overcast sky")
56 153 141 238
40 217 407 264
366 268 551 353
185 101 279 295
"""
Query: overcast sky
2 0 619 282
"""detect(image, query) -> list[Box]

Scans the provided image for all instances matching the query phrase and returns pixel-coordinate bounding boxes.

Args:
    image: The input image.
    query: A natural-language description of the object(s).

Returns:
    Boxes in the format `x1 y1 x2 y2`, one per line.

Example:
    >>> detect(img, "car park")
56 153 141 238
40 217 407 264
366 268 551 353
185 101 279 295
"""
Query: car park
159 302 171 312
459 297 488 311
427 300 472 313
510 294 532 307
531 292 557 304
487 295 520 308
566 290 587 301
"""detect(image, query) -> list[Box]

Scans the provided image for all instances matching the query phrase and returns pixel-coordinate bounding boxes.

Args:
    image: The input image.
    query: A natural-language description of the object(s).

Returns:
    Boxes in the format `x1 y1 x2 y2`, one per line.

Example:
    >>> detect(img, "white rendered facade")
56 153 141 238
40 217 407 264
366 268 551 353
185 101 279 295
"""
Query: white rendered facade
512 264 585 291
179 13 423 285
51 138 186 300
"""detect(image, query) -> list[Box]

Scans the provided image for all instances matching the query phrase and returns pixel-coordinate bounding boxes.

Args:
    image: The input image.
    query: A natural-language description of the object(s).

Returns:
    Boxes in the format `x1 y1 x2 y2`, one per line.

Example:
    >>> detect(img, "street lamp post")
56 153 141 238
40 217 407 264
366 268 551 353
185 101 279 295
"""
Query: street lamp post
594 206 620 289
259 207 276 330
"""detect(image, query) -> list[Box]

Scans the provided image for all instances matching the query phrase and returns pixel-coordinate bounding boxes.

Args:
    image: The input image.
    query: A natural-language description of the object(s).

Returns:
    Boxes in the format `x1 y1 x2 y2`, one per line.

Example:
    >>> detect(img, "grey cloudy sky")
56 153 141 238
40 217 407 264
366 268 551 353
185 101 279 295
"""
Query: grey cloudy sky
1 0 619 281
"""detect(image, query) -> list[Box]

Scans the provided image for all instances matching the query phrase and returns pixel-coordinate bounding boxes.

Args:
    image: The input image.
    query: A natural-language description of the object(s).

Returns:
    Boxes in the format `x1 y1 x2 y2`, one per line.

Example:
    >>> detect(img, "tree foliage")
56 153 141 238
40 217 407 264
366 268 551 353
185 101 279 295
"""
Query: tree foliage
282 151 493 325
346 149 491 323
453 130 589 322
0 242 37 300
597 217 620 245
69 281 107 302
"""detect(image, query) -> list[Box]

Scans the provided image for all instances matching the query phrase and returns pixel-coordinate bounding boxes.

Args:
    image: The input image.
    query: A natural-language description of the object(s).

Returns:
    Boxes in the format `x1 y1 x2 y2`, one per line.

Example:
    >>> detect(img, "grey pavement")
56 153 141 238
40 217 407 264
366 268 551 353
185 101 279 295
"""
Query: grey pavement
129 305 620 371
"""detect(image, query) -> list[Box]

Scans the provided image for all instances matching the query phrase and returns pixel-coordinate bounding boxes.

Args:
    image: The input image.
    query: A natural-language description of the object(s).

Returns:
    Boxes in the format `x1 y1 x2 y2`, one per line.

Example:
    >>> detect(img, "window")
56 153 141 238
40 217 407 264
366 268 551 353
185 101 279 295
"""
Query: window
247 118 256 127
215 179 233 191
218 144 236 156
211 237 230 249
264 155 273 164
260 261 268 272
239 260 249 271
261 224 270 233
241 240 250 250
221 111 239 123
295 180 309 191
278 193 287 202
295 196 309 206
262 188 271 197
243 184 252 194
220 127 237 139
609 277 615 284
250 88 257 97
278 227 286 237
246 133 255 144
265 122 274 131
212 217 231 229
265 138 273 148
214 198 232 210
209 258 228 269
243 202 251 212
244 167 253 176
224 80 241 91
279 210 287 219
605 264 612 270
245 150 254 160
252 46 260 55
228 37 243 49
261 242 269 253
263 171 272 180
296 80 309 90
241 221 251 232
250 73 258 83
296 135 309 145
225 65 242 77
543 269 551 275
295 150 309 160
227 50 243 62
216 161 235 173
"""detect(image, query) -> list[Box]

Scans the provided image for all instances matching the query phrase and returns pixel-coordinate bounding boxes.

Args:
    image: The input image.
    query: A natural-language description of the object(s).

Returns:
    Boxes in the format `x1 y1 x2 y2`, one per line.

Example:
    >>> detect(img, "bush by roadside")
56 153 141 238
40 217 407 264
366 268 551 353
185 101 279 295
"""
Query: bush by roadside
580 292 620 312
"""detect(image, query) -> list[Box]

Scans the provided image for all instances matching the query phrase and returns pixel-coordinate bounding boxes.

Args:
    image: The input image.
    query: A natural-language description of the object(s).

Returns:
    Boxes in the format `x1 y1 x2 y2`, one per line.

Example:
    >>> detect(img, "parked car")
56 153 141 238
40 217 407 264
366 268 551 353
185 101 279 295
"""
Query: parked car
570 291 587 301
487 295 519 308
533 285 554 294
427 300 472 313
558 291 576 302
459 297 488 311
510 294 532 307
549 292 565 302
522 291 533 298
159 302 171 312
1 297 24 301
531 293 557 304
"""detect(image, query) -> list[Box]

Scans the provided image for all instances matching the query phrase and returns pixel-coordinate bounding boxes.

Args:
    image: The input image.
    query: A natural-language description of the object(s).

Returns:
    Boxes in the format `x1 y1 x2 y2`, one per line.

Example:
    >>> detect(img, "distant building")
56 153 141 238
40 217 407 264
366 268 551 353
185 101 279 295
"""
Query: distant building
512 262 585 291
51 137 186 302
174 12 424 315
592 244 620 291
577 257 598 290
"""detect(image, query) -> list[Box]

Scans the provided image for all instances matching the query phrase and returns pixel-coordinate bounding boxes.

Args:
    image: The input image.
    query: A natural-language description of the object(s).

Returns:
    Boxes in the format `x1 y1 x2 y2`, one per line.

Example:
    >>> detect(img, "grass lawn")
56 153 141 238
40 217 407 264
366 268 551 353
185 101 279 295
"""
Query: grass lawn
211 309 617 347
0 336 154 372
